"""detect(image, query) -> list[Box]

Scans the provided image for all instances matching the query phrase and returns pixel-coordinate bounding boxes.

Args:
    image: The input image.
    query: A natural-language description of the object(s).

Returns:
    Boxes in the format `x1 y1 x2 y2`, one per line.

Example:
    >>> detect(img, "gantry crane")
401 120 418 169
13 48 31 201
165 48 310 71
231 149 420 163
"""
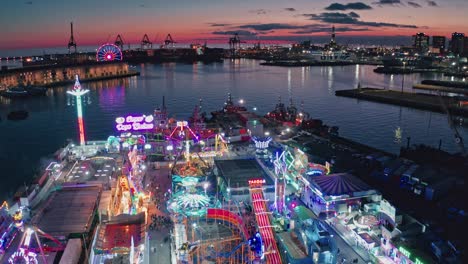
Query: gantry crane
141 34 152 49
161 34 176 48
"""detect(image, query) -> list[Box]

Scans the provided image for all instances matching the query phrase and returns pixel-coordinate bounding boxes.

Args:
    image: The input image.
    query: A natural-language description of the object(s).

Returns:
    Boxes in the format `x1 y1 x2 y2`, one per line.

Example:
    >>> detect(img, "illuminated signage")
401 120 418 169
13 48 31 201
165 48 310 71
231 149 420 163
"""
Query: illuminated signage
115 115 154 132
252 137 272 149
399 246 411 259
176 121 188 127
248 179 266 185
398 246 425 264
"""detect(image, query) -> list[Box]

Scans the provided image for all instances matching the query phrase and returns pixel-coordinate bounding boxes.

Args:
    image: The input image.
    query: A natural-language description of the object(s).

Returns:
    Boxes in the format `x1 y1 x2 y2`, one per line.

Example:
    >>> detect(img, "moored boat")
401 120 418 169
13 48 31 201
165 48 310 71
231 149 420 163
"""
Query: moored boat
7 110 29 121
0 85 47 98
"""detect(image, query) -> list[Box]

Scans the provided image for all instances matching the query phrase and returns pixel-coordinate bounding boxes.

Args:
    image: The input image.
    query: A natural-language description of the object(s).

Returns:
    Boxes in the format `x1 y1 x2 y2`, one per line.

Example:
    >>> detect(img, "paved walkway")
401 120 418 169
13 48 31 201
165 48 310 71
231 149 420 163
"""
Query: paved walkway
144 164 172 264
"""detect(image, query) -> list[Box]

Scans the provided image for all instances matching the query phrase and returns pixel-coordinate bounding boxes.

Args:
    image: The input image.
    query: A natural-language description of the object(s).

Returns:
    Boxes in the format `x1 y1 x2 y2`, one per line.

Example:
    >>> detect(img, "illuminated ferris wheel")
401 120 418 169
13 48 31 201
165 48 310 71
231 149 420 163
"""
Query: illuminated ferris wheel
96 43 123 62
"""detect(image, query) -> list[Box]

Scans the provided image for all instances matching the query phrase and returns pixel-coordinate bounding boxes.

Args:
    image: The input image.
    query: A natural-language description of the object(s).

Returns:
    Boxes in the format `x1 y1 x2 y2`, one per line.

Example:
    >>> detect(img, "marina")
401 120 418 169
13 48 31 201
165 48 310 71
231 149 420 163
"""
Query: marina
1 0 468 263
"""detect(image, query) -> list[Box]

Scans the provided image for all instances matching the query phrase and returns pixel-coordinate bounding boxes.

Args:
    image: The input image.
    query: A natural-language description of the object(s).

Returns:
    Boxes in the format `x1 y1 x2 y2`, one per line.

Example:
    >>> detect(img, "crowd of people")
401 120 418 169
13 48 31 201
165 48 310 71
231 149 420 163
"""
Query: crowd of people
149 214 173 231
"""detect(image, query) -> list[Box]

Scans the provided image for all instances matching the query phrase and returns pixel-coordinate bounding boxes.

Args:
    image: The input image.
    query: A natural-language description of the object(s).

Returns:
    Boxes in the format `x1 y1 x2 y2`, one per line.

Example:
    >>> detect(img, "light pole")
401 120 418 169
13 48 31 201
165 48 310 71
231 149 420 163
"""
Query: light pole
67 75 90 146
401 62 406 94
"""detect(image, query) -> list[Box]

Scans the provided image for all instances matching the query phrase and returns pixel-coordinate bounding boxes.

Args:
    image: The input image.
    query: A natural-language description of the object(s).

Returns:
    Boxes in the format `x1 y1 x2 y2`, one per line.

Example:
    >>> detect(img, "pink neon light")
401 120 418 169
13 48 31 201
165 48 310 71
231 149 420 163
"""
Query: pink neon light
115 114 154 132
169 121 198 139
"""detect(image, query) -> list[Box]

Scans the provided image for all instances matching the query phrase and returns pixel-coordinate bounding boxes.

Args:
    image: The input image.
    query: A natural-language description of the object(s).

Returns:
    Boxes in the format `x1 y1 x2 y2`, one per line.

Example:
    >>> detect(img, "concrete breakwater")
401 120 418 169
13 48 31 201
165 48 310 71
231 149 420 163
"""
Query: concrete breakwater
335 88 468 117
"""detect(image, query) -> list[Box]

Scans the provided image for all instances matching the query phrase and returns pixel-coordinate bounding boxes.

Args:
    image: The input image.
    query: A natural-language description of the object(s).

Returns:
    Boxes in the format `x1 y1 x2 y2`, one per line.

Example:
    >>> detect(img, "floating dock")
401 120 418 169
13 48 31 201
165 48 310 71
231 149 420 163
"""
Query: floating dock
335 88 468 117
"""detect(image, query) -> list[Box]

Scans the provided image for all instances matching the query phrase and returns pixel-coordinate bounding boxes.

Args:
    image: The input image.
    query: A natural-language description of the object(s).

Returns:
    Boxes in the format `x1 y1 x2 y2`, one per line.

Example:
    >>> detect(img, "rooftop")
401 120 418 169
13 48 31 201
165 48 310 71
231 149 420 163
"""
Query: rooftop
277 232 308 259
310 173 378 198
94 213 146 254
189 221 235 241
66 156 116 183
34 184 101 236
215 158 273 189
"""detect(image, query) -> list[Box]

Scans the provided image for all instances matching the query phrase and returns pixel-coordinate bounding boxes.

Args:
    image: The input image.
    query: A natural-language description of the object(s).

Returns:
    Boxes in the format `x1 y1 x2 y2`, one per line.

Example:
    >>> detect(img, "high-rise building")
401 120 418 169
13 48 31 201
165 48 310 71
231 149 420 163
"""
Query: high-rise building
412 33 430 51
464 37 468 57
432 36 446 53
450 32 465 55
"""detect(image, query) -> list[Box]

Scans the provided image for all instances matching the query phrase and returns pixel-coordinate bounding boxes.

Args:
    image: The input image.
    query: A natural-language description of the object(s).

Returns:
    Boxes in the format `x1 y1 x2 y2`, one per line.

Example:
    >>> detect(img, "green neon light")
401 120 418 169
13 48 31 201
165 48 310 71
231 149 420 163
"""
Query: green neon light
398 246 411 259
414 258 425 264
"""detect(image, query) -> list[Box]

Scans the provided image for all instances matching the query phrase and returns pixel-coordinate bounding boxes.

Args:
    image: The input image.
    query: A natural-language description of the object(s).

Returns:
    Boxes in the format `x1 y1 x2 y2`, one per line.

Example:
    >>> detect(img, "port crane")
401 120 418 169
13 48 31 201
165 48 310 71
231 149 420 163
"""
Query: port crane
140 34 152 49
437 91 466 155
228 33 245 58
114 34 125 50
161 34 176 49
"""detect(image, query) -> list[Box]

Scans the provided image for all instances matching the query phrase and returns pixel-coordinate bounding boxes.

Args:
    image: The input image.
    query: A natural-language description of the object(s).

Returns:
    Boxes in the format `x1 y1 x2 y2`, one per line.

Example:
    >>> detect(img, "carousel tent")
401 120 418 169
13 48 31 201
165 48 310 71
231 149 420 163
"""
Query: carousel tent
310 173 378 199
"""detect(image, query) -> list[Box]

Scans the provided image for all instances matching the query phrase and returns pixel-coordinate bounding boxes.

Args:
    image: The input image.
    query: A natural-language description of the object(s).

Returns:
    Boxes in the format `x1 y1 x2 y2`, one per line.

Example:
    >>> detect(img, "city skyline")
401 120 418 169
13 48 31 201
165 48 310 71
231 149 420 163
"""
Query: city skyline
1 0 468 50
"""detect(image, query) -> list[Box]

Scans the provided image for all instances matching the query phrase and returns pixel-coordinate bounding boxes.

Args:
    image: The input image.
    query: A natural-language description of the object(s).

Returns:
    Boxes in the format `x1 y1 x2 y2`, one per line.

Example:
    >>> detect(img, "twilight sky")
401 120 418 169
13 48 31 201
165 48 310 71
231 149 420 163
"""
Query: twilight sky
1 0 467 50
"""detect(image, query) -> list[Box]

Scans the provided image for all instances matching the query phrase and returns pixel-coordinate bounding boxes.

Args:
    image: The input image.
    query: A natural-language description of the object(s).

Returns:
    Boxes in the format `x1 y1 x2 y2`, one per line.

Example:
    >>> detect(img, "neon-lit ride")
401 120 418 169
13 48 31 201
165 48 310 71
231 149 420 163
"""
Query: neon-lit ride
273 147 330 193
248 232 265 260
168 121 199 142
1 203 19 256
252 136 272 159
249 179 282 263
8 224 65 264
169 166 220 217
96 43 123 62
67 75 90 146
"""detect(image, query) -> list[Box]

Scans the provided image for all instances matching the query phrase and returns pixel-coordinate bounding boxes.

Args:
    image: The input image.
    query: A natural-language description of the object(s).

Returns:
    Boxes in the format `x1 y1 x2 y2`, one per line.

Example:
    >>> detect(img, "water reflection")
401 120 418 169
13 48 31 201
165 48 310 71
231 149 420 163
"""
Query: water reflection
0 61 467 200
327 67 334 93
98 85 126 111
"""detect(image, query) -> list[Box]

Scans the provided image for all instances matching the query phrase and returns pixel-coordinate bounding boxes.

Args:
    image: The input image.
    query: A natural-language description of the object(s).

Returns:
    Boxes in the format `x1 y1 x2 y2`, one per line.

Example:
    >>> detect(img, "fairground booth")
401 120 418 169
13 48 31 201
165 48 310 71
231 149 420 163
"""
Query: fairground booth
303 173 381 217
91 213 146 264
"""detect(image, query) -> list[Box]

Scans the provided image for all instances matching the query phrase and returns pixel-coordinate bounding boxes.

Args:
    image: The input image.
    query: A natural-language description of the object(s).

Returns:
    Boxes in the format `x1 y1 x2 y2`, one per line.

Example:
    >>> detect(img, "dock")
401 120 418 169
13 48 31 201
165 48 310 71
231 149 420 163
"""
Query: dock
413 84 468 95
0 61 140 90
335 88 468 117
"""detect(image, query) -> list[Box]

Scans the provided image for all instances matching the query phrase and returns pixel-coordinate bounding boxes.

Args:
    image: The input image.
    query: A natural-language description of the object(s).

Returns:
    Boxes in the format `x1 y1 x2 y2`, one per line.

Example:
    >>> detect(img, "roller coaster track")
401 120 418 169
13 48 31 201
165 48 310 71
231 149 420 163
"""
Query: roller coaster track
250 188 282 264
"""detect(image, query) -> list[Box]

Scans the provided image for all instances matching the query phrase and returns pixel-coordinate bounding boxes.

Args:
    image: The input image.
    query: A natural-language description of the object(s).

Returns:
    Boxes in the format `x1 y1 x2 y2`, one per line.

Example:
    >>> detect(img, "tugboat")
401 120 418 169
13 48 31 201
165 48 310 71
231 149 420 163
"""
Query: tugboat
7 110 29 121
211 93 247 117
265 96 309 126
0 85 47 98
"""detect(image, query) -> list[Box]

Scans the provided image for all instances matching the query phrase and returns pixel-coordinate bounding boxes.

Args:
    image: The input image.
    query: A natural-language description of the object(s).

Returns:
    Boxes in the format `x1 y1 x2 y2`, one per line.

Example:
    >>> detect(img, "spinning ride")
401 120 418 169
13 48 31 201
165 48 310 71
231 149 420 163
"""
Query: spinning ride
7 218 64 264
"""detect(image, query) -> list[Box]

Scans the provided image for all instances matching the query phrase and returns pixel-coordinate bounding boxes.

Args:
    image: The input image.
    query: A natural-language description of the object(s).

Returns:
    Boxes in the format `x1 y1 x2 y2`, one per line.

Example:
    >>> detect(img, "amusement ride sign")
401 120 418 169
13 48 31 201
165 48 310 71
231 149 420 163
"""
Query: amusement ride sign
115 115 154 132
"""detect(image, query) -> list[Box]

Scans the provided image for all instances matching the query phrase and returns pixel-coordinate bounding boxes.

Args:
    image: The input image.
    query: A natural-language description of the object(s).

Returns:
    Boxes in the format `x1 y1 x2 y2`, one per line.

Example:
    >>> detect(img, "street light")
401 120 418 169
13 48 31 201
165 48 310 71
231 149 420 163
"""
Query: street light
401 61 407 93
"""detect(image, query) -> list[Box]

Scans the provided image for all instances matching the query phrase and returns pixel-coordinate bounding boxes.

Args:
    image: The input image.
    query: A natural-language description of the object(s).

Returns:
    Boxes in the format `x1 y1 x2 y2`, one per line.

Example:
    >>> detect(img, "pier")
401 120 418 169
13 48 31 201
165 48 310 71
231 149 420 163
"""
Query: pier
335 88 468 117
0 61 139 90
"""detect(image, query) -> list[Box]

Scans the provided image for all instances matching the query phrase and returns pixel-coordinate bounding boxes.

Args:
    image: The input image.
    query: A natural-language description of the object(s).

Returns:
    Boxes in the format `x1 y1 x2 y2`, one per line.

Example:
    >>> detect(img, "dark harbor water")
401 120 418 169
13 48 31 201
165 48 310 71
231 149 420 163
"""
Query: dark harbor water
1 60 467 199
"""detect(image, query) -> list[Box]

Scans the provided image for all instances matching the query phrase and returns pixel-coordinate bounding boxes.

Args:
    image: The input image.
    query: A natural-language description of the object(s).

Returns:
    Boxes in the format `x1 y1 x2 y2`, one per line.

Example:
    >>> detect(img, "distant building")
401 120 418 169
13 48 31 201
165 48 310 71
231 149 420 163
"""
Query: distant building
431 36 446 54
412 33 430 52
464 36 468 56
450 32 465 55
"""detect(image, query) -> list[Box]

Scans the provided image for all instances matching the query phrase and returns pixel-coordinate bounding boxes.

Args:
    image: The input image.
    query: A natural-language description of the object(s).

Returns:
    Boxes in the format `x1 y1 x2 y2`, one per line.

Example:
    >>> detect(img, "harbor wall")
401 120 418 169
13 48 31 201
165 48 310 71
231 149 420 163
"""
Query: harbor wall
335 88 468 117
0 62 138 89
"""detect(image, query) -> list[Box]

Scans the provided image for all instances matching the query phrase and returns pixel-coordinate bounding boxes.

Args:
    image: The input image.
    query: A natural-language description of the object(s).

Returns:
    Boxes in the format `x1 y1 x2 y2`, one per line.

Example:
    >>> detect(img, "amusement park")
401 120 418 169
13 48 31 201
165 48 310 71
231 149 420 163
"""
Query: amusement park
0 74 437 264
